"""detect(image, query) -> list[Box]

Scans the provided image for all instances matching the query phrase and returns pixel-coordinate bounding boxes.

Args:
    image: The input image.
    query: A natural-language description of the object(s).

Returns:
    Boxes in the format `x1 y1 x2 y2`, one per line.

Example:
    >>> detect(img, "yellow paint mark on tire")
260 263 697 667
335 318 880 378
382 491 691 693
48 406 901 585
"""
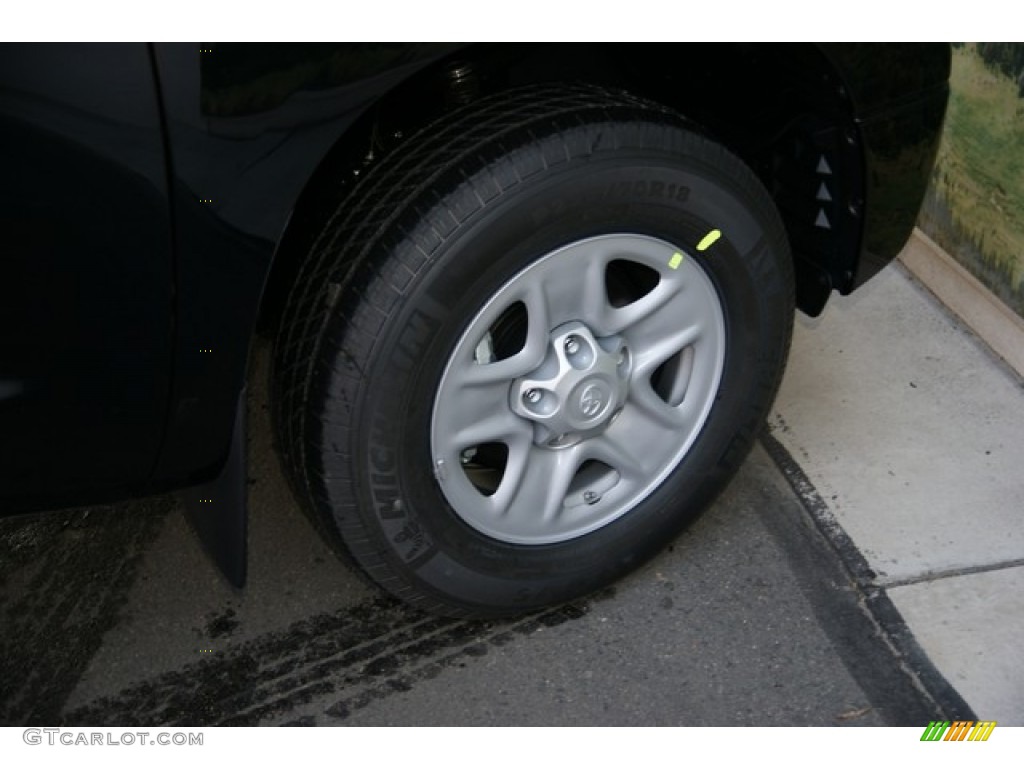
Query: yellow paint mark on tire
668 252 684 270
696 229 722 252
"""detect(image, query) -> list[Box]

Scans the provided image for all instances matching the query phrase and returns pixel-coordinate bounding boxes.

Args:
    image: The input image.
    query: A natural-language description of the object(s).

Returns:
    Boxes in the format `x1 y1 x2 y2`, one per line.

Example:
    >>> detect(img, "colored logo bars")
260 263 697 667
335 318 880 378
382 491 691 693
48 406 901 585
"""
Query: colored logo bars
920 721 997 742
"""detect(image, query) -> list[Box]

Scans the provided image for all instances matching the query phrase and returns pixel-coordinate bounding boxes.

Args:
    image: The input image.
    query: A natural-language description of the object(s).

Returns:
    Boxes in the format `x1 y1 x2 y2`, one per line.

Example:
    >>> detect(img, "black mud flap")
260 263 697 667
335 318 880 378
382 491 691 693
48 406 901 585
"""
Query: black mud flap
793 251 834 317
179 388 248 587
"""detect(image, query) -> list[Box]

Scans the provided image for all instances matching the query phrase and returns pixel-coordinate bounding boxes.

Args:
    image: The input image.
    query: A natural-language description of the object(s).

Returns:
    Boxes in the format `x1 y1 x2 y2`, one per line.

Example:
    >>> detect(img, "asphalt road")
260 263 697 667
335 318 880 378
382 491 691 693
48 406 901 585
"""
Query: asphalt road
0 346 958 726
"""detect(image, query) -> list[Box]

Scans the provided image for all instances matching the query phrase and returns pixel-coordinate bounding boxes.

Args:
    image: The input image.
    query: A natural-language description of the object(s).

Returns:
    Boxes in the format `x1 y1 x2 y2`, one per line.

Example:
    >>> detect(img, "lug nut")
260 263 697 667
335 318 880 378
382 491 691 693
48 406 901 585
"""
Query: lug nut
583 491 600 505
565 336 580 355
524 388 542 404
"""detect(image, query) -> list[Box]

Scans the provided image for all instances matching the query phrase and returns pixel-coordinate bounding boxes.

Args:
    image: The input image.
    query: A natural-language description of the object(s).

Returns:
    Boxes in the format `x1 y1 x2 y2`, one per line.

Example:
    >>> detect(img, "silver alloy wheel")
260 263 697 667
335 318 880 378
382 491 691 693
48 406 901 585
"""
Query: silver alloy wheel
430 234 726 545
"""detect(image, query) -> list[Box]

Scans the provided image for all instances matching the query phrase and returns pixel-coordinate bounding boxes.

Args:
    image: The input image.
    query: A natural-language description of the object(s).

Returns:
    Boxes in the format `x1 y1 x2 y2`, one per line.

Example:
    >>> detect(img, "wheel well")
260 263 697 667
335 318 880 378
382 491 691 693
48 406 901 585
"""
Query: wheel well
257 43 860 332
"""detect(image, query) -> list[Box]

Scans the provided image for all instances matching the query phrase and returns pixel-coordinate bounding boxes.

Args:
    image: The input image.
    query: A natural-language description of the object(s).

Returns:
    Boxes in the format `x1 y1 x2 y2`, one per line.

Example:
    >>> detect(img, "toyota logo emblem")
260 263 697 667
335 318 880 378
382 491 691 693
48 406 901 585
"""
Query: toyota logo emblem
579 384 605 418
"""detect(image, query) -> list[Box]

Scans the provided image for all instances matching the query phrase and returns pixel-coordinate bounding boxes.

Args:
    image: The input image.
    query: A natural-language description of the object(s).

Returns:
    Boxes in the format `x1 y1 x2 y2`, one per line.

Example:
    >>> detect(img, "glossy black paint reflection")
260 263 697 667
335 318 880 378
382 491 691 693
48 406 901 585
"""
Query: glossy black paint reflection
0 44 173 510
820 43 951 290
855 88 949 288
820 44 952 116
149 43 452 483
198 43 444 118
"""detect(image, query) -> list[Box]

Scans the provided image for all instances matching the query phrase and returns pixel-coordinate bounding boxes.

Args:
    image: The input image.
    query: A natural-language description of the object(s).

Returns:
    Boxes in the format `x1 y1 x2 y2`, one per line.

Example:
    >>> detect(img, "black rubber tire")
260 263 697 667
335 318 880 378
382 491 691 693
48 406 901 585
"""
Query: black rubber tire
272 84 794 618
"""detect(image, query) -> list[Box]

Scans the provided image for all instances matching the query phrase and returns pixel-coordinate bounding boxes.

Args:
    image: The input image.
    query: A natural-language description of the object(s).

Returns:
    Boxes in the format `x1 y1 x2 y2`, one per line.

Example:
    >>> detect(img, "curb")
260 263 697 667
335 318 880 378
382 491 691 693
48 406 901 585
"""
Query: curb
760 431 977 723
899 229 1024 379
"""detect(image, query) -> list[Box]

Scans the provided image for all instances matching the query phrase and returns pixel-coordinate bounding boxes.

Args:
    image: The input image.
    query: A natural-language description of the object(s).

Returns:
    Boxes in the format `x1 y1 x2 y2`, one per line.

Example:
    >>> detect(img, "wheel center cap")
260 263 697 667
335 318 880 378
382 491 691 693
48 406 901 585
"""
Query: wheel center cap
510 321 631 446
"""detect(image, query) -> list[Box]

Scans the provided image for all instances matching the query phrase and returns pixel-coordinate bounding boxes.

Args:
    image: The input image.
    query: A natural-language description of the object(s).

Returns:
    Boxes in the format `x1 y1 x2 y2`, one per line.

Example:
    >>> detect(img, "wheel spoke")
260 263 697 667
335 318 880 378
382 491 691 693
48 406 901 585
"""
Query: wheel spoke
433 375 528 457
626 376 696 430
454 345 541 387
527 245 610 328
622 283 707 377
447 283 552 388
450 409 526 451
631 323 702 379
494 443 582 525
538 246 687 337
579 254 613 330
520 279 558 365
582 429 650 486
599 276 683 336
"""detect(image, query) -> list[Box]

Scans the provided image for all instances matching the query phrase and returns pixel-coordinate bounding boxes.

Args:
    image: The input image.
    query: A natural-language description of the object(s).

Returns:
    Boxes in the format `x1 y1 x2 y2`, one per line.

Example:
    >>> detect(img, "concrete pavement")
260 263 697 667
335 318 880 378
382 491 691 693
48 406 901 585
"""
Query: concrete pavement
771 230 1024 725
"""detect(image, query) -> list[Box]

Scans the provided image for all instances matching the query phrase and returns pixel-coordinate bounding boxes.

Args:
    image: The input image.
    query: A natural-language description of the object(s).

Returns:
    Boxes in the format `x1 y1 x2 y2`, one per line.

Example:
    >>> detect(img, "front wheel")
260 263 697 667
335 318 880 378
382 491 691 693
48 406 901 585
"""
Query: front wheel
273 85 794 618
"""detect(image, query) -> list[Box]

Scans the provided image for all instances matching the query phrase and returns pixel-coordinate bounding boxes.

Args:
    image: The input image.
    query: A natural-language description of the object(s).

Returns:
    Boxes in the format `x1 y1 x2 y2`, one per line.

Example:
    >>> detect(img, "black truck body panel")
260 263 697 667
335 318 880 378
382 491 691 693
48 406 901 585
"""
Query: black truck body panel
0 43 950 528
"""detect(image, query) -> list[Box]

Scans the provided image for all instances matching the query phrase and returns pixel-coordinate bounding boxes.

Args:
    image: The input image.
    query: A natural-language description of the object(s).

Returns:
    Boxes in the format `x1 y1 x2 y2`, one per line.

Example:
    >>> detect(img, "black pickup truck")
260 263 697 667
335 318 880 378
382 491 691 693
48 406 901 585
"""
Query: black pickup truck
0 43 950 617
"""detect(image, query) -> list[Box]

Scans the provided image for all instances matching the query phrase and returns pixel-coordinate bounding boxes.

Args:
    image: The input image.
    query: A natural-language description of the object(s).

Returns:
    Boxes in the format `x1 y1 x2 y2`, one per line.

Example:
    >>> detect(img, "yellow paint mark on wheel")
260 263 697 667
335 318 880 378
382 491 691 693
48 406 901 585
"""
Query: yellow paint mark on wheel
668 252 684 270
696 229 722 252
